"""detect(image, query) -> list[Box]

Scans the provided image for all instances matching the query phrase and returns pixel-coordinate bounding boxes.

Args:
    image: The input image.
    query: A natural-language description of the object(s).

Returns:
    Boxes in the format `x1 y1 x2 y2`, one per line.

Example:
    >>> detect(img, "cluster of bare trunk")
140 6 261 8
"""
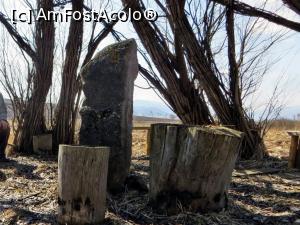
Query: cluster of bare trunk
121 0 288 159
0 0 299 158
0 0 116 153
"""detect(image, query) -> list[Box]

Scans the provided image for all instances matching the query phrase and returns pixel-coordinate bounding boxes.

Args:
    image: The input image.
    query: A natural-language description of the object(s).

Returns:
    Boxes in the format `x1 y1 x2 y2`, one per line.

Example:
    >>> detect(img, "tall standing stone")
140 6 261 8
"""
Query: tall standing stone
79 39 138 192
0 93 7 120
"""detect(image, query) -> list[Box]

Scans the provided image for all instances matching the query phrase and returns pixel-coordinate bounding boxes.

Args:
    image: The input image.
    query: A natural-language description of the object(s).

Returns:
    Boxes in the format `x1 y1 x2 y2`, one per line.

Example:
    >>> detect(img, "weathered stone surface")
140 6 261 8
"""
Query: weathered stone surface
0 93 7 120
79 39 138 192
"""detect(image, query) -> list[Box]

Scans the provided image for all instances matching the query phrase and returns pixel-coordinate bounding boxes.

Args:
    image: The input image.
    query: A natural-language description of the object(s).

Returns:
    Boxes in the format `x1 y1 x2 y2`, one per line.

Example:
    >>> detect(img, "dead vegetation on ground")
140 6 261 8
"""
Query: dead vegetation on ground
0 128 300 225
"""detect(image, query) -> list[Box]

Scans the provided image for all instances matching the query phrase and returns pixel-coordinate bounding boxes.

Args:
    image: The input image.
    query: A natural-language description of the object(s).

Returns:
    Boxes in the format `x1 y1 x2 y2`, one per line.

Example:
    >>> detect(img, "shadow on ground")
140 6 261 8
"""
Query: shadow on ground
0 206 57 225
1 155 299 225
0 159 41 180
105 156 300 225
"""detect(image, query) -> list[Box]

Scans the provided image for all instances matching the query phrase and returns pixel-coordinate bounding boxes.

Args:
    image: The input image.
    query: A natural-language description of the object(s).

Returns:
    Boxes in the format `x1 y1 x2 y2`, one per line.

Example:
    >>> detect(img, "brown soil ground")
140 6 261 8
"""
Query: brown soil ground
0 129 300 225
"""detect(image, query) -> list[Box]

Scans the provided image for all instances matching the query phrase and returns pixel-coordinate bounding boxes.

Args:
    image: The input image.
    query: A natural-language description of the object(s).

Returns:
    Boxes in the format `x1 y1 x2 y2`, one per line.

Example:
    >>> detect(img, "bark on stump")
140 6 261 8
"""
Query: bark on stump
149 124 243 214
287 131 300 169
58 145 110 225
79 39 138 192
32 134 52 155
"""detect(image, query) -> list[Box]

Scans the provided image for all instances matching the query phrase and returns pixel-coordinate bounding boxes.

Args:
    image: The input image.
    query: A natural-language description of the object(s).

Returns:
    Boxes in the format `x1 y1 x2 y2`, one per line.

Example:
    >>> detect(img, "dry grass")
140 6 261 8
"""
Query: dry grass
131 124 294 160
132 130 148 157
1 120 300 224
264 129 290 160
269 119 300 131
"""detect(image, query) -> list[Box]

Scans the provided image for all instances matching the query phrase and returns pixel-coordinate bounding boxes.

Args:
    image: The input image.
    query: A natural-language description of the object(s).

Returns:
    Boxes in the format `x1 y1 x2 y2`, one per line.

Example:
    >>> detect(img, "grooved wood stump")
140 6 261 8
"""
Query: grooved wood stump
58 145 110 225
149 124 243 214
287 131 300 169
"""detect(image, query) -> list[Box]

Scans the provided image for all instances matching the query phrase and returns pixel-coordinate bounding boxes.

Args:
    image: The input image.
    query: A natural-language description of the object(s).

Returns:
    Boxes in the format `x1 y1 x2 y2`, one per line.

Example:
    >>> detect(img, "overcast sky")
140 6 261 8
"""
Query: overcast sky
0 0 299 112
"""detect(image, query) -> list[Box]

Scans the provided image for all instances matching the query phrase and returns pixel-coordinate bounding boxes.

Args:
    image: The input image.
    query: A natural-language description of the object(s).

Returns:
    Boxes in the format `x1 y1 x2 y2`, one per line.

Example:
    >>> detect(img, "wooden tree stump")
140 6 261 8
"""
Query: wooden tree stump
58 145 110 225
149 124 243 214
32 134 52 155
287 131 300 169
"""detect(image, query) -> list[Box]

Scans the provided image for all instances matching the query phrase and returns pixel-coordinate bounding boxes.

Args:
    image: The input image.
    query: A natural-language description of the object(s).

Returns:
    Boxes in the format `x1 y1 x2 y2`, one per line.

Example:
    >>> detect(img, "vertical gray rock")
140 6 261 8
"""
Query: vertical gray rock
0 93 7 120
79 39 138 192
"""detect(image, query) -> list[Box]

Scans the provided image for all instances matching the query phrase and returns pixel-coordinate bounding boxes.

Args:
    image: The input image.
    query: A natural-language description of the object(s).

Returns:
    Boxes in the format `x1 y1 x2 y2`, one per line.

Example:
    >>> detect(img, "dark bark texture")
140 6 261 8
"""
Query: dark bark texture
17 0 55 153
54 0 84 147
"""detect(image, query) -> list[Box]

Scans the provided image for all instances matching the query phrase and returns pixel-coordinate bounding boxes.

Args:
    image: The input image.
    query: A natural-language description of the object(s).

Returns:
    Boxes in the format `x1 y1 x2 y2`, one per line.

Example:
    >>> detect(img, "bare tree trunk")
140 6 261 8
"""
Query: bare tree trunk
53 0 84 148
212 0 300 32
225 3 266 159
1 1 118 152
166 0 266 159
283 0 300 15
210 0 300 159
16 0 55 153
121 0 213 126
122 0 267 159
